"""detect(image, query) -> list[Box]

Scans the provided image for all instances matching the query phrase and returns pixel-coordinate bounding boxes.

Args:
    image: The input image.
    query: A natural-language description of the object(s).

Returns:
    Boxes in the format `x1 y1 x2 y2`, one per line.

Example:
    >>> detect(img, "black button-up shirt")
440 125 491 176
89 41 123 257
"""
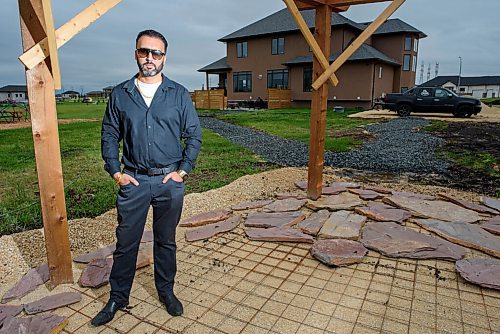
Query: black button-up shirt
101 74 202 176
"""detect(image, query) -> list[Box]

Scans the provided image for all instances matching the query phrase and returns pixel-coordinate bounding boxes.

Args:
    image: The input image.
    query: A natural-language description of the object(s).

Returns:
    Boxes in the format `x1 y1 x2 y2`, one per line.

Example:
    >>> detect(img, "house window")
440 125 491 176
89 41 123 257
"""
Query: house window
236 42 248 58
272 37 285 55
493 93 496 98
303 67 312 92
412 55 417 72
403 55 411 71
379 66 383 79
414 38 418 52
267 69 289 89
233 71 252 92
404 37 412 51
482 92 487 98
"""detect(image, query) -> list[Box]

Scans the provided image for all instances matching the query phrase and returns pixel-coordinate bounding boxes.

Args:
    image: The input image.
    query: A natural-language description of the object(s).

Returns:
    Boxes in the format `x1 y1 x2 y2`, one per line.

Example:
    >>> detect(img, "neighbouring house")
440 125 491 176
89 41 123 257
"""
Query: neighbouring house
102 86 114 98
86 90 105 99
199 8 425 109
421 76 500 99
61 90 80 99
0 85 28 102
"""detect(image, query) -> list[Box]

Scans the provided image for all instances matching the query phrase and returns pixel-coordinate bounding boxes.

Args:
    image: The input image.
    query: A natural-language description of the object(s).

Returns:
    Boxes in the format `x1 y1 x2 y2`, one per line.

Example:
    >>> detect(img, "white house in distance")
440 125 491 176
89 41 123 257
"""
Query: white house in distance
422 76 500 98
0 85 28 102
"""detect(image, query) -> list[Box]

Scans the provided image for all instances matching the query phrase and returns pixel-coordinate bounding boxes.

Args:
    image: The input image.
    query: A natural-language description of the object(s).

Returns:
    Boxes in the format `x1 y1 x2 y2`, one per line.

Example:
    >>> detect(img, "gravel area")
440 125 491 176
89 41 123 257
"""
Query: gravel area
201 116 449 173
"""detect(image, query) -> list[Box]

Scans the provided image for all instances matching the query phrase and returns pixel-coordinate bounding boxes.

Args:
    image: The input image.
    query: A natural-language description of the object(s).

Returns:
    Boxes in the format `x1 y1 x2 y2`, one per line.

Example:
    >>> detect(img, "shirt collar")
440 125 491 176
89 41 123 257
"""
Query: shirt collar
124 74 175 92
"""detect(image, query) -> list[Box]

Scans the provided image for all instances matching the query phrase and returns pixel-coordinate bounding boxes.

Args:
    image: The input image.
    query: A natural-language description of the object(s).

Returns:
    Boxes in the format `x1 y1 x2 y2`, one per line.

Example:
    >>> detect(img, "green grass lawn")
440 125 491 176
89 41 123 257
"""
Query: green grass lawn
0 123 274 235
56 101 106 119
216 108 375 152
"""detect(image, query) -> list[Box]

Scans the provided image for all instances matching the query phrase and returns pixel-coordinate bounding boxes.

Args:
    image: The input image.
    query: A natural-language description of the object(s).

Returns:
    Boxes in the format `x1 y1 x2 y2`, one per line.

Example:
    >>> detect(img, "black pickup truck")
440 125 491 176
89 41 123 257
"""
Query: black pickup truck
381 86 482 117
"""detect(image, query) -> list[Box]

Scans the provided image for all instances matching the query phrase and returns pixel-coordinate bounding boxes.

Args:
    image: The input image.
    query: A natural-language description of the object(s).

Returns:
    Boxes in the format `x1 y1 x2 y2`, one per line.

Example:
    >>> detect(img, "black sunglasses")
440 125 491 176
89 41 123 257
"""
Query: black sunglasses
136 48 165 60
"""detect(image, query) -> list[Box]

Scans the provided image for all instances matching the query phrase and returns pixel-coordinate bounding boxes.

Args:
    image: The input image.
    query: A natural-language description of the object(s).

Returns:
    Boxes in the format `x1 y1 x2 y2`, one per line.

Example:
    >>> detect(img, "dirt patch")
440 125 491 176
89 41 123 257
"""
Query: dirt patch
327 128 375 141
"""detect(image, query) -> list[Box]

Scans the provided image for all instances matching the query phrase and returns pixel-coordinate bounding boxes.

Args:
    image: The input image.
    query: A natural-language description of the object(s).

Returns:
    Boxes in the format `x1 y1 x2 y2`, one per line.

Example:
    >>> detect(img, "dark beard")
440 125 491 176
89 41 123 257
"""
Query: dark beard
137 60 164 77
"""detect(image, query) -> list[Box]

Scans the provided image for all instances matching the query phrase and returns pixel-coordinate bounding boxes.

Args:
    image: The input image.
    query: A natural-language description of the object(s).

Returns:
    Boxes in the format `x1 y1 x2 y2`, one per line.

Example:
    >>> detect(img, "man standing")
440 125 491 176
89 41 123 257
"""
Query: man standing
92 29 202 326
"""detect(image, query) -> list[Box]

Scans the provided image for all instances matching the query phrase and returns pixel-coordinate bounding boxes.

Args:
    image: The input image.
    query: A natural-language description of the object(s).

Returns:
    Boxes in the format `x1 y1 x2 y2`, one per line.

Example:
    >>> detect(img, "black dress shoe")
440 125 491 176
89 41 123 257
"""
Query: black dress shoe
91 300 128 326
159 293 183 316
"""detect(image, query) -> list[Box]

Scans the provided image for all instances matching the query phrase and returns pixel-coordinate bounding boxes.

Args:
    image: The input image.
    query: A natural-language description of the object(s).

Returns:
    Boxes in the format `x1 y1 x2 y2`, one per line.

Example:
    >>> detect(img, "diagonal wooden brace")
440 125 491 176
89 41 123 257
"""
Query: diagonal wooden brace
19 0 122 70
311 0 405 90
283 0 339 86
40 0 61 89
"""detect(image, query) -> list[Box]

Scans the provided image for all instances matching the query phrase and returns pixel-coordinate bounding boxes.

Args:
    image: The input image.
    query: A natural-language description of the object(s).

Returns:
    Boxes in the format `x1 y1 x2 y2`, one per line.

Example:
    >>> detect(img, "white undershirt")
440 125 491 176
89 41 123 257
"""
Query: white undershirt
135 79 161 107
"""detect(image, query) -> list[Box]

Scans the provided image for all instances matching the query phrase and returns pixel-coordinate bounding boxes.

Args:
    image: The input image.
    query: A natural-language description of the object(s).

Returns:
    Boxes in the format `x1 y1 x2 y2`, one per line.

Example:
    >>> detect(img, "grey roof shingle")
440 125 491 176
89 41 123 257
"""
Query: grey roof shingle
198 57 231 72
283 44 400 66
361 18 426 38
0 85 27 93
422 76 500 86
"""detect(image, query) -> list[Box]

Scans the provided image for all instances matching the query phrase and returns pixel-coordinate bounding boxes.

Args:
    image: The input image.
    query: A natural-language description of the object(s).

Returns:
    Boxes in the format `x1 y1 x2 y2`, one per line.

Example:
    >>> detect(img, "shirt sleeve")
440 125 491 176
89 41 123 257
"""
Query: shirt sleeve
179 88 202 174
101 93 122 177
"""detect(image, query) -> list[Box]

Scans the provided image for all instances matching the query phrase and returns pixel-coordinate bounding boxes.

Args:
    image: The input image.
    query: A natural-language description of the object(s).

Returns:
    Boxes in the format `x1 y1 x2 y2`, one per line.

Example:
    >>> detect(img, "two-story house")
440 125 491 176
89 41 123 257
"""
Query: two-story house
0 85 28 102
199 8 425 109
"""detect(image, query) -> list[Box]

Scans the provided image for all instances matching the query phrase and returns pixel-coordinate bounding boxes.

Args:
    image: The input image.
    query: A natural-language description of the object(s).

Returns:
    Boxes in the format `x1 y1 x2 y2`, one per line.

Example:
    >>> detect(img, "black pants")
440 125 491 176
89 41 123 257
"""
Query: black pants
109 171 184 304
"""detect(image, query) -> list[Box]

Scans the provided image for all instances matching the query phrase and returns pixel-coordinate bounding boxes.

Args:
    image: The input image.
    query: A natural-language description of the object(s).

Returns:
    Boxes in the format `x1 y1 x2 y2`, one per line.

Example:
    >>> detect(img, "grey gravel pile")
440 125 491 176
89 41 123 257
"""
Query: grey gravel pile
200 116 449 173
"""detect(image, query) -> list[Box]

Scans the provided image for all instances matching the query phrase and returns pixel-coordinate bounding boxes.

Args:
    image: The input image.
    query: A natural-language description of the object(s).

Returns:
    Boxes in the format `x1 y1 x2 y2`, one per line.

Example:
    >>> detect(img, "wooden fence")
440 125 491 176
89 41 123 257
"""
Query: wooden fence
193 89 227 110
268 88 292 109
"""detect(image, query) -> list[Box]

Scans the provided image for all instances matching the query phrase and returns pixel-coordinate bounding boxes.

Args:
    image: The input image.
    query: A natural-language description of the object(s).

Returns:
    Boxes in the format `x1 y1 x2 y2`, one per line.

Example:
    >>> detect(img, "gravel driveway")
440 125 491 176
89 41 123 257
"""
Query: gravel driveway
200 116 449 173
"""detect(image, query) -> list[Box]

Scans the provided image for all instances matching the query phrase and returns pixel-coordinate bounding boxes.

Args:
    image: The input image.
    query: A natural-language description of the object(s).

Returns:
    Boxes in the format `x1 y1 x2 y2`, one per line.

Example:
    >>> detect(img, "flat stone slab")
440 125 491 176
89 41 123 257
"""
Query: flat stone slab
179 209 232 227
275 192 307 200
263 198 307 212
355 202 411 223
298 210 331 236
24 292 81 315
481 215 500 235
79 258 113 288
307 193 363 211
245 227 314 243
185 215 241 242
73 244 116 264
348 188 385 200
456 258 500 290
321 186 347 195
480 196 500 212
363 186 393 194
383 196 482 223
329 182 360 189
438 193 498 215
361 221 466 261
391 191 435 200
2 263 49 303
319 210 367 240
141 229 154 243
231 200 273 211
415 219 500 258
0 305 23 327
244 211 305 228
0 314 67 334
310 239 367 266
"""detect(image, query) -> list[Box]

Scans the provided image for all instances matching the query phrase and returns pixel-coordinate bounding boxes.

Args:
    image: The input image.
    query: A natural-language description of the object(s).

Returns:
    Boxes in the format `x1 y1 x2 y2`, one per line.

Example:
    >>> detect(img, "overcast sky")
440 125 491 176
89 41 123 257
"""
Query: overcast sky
1 0 499 93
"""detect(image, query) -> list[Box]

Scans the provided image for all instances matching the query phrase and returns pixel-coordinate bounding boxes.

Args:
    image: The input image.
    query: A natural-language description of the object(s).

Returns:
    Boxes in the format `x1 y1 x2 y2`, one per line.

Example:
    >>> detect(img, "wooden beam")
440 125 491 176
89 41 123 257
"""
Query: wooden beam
18 0 73 286
40 0 61 89
283 0 339 86
296 0 388 7
307 4 331 200
295 0 350 11
19 0 122 70
311 0 405 90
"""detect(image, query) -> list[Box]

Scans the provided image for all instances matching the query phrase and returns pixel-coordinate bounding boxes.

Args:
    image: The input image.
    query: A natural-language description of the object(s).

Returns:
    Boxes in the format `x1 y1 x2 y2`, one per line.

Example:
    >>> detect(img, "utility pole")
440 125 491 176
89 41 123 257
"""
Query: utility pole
457 56 462 95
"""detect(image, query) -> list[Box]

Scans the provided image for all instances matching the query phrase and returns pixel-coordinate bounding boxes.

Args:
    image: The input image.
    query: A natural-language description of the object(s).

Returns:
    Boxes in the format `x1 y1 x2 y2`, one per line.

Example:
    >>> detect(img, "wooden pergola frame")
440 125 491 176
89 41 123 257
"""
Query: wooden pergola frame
17 0 405 285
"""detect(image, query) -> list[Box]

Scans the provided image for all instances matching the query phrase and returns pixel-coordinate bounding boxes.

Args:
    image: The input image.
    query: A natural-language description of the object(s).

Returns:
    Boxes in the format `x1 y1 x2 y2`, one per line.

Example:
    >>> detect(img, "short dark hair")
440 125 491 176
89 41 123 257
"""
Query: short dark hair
136 30 168 52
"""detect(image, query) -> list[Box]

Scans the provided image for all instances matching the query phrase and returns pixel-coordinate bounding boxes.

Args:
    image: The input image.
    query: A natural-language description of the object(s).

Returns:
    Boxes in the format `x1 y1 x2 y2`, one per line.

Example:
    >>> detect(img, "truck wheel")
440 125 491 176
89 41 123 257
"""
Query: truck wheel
397 104 412 117
453 105 472 118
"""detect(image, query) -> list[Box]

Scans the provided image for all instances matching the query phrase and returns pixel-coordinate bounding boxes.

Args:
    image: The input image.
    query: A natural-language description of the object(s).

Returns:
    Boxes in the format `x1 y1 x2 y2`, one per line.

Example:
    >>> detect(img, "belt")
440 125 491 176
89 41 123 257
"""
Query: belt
124 163 179 176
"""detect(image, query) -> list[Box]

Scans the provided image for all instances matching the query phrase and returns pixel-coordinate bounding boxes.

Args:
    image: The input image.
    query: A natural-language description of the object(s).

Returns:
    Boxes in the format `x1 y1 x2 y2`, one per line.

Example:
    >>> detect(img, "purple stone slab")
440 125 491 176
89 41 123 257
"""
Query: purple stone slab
263 198 306 212
361 222 465 261
348 188 385 200
0 314 67 334
245 227 314 243
141 230 154 243
481 215 500 235
310 239 367 266
79 258 113 288
415 219 500 258
480 196 500 212
328 182 360 189
383 196 482 223
24 292 81 315
307 192 363 211
275 192 307 200
298 210 331 236
438 193 498 215
2 263 49 303
185 215 241 242
179 209 232 227
231 200 273 211
456 258 500 290
295 180 326 190
354 202 411 223
391 191 435 200
0 305 23 327
73 244 116 263
321 186 347 195
363 186 393 194
244 211 305 228
318 210 367 240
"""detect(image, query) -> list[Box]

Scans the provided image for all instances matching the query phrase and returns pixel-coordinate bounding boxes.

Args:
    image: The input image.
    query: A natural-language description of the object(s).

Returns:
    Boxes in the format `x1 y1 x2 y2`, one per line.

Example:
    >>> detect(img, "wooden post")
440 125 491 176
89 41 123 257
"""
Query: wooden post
307 5 331 200
18 0 73 285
